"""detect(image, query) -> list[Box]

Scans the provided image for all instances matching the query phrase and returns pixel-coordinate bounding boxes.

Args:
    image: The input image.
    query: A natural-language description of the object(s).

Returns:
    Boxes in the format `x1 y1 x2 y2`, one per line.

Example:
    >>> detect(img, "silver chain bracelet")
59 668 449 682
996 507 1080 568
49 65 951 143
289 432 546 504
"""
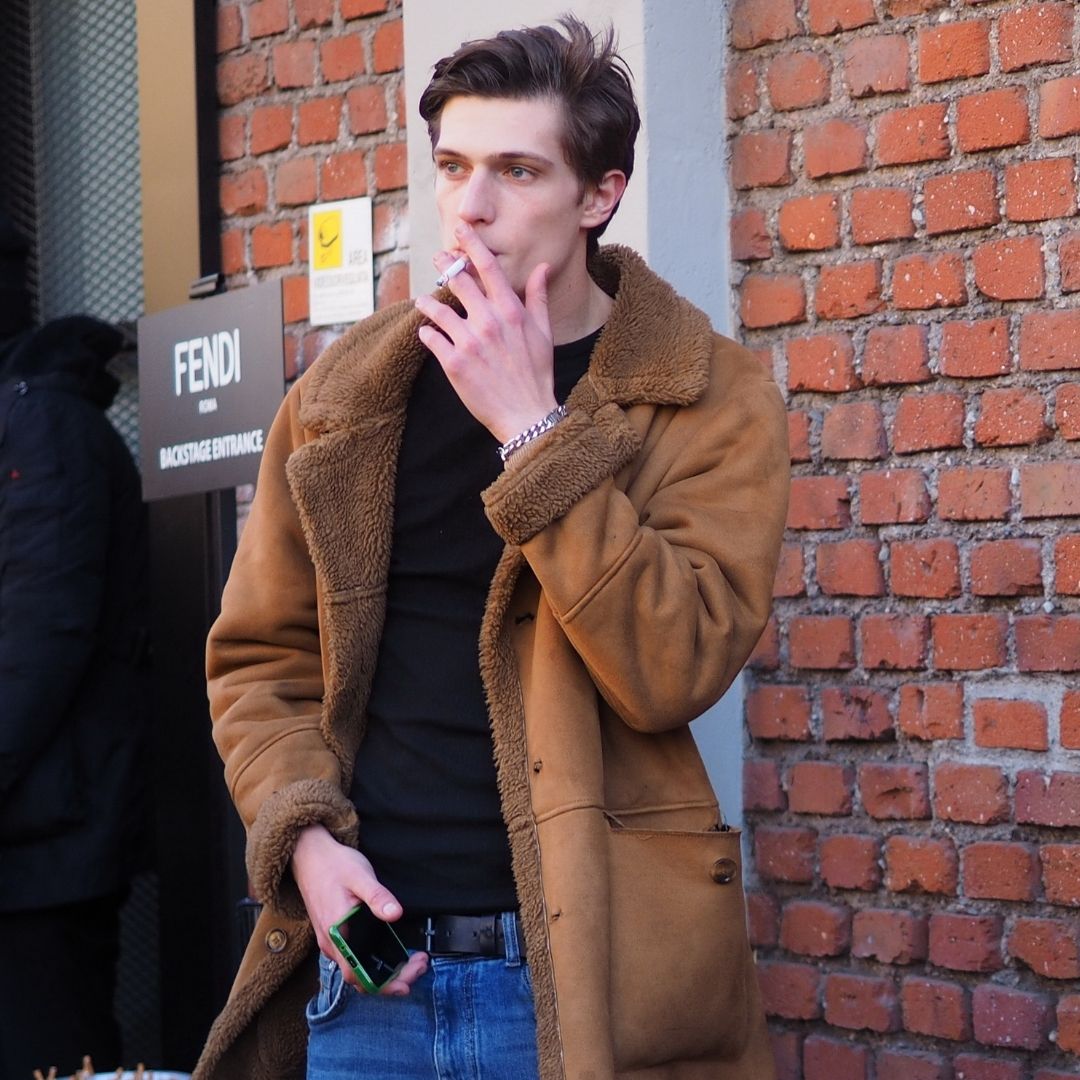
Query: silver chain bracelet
498 405 569 463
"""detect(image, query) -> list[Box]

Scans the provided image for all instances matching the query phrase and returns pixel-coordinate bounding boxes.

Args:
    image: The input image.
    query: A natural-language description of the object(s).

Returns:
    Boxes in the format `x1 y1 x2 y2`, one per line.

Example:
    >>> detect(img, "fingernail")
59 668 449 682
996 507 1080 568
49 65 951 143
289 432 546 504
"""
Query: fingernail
454 223 467 237
382 901 400 916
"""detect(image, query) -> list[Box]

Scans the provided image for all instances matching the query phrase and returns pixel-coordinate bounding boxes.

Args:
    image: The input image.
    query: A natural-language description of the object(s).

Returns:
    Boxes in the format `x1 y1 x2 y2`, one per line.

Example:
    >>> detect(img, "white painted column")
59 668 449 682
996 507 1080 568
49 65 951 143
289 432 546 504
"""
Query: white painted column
403 0 743 825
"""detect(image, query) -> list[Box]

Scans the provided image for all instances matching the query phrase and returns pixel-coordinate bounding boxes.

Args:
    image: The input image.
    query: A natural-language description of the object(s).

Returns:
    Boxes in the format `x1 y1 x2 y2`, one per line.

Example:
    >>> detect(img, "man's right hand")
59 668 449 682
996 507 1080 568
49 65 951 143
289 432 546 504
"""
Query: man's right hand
291 823 428 995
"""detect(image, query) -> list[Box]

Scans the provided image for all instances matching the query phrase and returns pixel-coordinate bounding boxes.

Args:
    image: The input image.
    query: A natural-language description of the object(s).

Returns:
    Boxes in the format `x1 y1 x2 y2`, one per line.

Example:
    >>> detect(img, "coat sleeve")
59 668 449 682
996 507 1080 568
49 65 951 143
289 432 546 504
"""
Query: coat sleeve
482 340 790 733
0 394 110 797
207 384 357 916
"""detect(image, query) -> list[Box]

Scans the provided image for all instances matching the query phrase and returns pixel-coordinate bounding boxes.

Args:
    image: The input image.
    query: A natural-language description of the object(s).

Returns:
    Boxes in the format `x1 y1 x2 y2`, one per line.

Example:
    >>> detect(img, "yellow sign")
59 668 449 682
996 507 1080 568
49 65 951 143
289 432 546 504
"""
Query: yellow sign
312 210 343 270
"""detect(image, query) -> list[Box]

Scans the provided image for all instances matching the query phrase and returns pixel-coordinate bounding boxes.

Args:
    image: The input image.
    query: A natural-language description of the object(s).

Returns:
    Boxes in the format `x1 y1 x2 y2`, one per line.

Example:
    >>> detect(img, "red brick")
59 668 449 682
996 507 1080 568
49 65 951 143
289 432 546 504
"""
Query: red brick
821 834 881 890
817 540 884 596
731 208 771 262
924 170 999 235
220 228 245 277
940 317 1010 378
250 104 292 155
790 616 855 669
217 4 242 52
929 913 1003 973
372 19 403 73
898 683 963 740
971 539 1043 595
953 1057 1022 1080
851 187 915 245
320 35 366 82
861 615 928 670
824 973 900 1032
963 841 1040 901
1020 309 1080 371
887 0 944 13
248 0 288 38
892 252 966 309
747 618 780 672
732 131 796 191
972 985 1053 1051
1017 770 1080 827
1058 536 1080 593
756 826 817 884
933 614 1007 671
844 35 909 98
1005 157 1078 222
789 476 851 529
788 411 812 462
1063 233 1080 292
893 393 965 453
822 687 892 741
275 157 317 207
220 167 268 216
902 977 971 1040
859 763 930 820
273 41 316 88
770 1030 801 1080
1039 77 1080 138
862 324 929 384
374 143 407 192
974 236 1045 301
218 53 269 106
999 3 1074 71
875 103 950 165
877 1050 949 1080
779 194 840 251
282 275 309 325
746 892 779 949
740 273 806 329
768 52 831 111
375 262 410 309
297 97 342 146
860 470 930 524
1035 1070 1080 1080
780 900 852 957
1043 844 1080 906
341 0 388 15
744 758 786 812
730 0 800 49
219 114 245 162
1009 917 1080 979
757 960 821 1020
958 87 1031 152
816 261 883 320
807 0 876 35
822 402 886 460
853 909 927 964
747 685 812 741
975 388 1050 448
934 762 1010 825
773 543 806 598
321 150 368 201
891 540 960 598
919 20 991 83
886 836 958 895
347 85 388 136
1057 995 1080 1055
788 761 854 816
938 468 1011 521
1066 692 1080 751
787 333 859 392
803 119 868 179
1021 463 1080 520
803 1035 869 1080
726 60 759 120
251 221 292 269
295 0 333 28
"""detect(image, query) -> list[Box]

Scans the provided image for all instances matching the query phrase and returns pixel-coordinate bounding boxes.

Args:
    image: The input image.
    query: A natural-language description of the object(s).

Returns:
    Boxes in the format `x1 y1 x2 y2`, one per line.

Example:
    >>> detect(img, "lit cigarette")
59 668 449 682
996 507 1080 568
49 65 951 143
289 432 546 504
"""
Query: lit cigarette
435 256 468 288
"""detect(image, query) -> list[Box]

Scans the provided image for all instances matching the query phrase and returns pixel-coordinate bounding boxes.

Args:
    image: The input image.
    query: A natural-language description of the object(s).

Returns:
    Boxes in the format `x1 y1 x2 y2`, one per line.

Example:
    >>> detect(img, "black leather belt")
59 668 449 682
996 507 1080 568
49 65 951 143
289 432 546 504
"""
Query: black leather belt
395 913 526 959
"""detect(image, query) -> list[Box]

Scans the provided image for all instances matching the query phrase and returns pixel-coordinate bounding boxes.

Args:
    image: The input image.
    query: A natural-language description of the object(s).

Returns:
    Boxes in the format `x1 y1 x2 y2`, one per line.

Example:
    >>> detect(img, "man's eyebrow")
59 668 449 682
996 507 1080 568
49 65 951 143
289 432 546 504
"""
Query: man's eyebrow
433 148 556 168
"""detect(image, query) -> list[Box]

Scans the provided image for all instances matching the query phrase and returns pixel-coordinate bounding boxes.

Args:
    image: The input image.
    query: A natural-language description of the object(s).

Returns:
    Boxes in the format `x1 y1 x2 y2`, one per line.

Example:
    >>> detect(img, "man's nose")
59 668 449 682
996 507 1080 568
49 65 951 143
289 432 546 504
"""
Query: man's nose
457 172 494 224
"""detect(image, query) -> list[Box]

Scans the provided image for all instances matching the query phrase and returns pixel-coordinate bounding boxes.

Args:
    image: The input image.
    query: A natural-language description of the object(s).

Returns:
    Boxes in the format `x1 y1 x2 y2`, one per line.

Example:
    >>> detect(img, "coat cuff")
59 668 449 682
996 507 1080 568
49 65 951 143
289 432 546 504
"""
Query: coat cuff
246 778 359 919
482 403 640 546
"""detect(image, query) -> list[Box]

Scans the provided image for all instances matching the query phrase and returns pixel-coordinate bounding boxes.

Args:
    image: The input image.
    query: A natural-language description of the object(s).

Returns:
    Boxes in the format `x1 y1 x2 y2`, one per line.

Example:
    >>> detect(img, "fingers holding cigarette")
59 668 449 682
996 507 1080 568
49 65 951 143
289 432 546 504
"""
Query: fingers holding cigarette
434 255 468 289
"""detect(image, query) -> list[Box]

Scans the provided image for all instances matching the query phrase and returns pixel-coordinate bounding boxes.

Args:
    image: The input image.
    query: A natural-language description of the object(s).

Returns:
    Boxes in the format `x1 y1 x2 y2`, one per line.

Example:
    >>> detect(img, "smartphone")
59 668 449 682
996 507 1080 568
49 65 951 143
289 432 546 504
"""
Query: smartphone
328 903 410 994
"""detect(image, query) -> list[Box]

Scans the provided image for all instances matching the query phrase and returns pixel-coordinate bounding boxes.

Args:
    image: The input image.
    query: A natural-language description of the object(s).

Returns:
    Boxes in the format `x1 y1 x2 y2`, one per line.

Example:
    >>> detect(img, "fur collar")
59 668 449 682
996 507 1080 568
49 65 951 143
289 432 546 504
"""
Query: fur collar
296 245 714 434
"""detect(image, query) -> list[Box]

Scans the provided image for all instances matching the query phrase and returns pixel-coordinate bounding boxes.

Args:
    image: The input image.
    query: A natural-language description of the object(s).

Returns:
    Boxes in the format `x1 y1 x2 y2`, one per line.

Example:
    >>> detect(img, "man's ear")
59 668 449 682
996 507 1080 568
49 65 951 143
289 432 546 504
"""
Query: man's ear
580 170 628 230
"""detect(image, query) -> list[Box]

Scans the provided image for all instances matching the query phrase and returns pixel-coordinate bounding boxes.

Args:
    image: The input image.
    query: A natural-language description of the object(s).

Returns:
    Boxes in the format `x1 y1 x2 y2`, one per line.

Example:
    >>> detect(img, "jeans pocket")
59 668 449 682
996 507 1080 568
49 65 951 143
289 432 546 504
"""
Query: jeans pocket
306 953 352 1027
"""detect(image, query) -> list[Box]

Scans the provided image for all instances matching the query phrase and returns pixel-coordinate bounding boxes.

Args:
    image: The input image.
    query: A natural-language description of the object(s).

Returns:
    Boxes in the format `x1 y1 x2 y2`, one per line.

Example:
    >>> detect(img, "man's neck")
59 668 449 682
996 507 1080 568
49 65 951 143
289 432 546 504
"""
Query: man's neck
547 272 613 345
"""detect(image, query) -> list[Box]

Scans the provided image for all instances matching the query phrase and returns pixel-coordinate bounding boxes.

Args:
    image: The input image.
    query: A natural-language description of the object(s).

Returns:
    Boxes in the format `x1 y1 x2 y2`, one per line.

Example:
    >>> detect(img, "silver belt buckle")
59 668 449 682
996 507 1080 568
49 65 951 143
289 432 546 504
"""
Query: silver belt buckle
423 915 435 953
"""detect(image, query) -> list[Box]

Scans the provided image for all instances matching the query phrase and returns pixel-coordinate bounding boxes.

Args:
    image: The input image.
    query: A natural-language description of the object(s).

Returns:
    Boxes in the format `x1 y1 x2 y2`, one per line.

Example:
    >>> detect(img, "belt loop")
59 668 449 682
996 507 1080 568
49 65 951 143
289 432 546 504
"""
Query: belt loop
501 911 522 968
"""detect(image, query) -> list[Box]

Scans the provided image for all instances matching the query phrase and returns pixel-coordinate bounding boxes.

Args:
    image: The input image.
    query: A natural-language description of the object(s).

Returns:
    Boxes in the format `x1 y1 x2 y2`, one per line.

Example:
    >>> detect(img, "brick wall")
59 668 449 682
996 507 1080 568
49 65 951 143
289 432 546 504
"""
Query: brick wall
728 1 1080 1076
216 0 409 383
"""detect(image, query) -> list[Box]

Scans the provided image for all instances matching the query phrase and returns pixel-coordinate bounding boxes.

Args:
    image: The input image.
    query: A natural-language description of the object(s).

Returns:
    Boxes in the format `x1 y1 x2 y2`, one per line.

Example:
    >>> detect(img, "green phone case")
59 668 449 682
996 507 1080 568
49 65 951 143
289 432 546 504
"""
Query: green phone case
328 903 409 994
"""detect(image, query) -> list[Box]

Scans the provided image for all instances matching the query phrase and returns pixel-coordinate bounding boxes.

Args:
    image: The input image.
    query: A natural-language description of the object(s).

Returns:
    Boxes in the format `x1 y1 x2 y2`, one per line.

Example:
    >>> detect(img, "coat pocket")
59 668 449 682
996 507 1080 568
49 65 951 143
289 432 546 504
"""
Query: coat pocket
606 818 754 1071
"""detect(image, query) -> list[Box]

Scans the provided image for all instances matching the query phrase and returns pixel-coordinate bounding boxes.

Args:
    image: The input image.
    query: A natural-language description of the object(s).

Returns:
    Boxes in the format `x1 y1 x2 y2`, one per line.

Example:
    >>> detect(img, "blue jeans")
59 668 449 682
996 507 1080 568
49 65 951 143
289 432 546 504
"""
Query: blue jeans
306 912 540 1079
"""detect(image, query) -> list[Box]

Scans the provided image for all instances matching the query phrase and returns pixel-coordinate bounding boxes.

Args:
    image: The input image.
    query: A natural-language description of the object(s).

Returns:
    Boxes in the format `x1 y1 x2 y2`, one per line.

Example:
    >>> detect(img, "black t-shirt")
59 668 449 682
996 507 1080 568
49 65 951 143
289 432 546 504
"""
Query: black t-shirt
350 328 601 914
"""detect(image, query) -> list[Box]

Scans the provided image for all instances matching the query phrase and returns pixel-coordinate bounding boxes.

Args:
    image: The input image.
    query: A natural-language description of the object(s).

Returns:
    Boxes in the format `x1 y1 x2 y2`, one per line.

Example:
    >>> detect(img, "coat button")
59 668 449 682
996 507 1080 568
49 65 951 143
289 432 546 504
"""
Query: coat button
710 858 738 884
266 928 288 953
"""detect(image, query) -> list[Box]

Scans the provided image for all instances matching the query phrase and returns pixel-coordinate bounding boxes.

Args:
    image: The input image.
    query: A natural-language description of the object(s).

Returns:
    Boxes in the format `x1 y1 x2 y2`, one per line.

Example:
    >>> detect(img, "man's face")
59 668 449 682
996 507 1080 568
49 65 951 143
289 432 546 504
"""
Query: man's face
432 95 596 296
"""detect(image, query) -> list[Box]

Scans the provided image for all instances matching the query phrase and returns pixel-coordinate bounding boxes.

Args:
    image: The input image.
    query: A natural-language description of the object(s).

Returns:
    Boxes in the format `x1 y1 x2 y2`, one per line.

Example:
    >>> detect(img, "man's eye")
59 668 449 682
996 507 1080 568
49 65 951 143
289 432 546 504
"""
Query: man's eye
439 161 463 176
507 166 532 180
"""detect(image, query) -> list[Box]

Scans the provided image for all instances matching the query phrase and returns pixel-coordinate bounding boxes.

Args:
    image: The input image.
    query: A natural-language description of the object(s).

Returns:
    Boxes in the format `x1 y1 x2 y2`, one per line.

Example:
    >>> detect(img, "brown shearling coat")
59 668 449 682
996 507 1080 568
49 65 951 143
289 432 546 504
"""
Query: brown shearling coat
196 247 789 1080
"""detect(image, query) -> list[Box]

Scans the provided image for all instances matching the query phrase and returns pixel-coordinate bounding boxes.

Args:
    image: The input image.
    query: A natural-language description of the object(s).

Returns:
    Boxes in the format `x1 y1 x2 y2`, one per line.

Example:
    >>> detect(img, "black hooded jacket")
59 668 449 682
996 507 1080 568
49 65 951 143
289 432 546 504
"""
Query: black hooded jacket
0 315 149 911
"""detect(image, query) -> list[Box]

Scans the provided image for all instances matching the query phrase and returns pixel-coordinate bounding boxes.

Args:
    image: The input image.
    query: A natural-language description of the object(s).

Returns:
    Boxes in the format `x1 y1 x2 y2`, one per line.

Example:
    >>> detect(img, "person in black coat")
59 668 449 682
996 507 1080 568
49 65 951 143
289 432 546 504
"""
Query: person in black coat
0 214 149 1078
